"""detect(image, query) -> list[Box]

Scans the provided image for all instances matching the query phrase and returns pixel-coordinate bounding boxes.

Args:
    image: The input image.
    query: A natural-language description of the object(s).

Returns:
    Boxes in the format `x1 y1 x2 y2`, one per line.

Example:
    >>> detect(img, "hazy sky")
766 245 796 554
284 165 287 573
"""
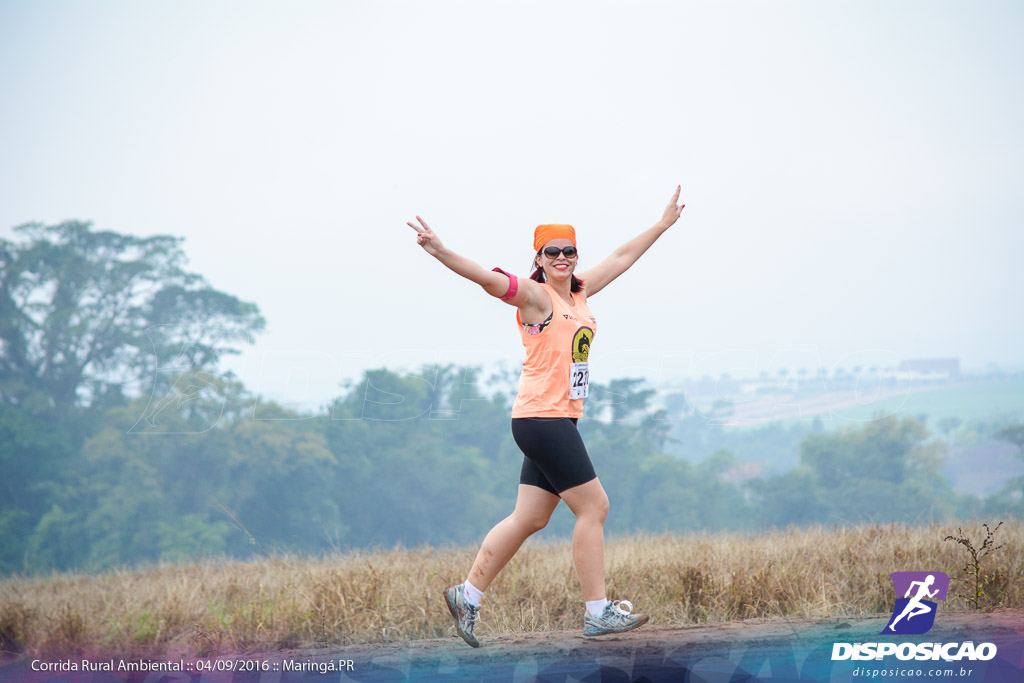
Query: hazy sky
2 1 1022 412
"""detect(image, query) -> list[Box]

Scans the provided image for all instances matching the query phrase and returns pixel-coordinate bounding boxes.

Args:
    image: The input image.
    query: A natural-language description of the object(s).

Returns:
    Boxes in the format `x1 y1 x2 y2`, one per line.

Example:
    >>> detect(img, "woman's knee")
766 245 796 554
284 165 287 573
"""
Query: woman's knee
587 492 610 524
512 509 551 534
567 483 609 524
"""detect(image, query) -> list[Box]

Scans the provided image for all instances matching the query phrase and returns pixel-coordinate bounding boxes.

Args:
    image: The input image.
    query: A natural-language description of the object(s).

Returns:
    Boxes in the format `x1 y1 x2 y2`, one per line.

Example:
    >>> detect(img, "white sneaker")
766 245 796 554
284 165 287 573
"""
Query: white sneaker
583 600 649 636
443 584 481 647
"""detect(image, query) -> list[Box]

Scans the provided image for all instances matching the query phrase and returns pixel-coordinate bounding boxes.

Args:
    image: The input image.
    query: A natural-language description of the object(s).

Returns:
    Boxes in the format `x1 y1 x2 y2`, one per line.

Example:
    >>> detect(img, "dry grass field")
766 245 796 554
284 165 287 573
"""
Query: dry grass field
1 522 1021 658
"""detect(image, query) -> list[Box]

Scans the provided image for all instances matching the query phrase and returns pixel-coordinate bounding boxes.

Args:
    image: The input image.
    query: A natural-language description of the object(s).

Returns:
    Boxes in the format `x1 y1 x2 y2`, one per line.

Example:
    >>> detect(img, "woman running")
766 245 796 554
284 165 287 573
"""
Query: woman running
406 187 685 647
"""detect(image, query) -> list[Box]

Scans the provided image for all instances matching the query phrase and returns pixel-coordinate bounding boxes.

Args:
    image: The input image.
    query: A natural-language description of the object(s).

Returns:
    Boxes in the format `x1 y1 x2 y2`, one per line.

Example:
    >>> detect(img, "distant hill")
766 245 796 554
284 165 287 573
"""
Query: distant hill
716 377 1024 429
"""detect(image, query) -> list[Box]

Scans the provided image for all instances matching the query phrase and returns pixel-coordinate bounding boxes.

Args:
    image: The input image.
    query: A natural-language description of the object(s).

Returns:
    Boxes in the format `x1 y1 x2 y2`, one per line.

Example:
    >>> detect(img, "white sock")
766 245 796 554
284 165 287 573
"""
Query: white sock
463 579 484 607
586 598 609 618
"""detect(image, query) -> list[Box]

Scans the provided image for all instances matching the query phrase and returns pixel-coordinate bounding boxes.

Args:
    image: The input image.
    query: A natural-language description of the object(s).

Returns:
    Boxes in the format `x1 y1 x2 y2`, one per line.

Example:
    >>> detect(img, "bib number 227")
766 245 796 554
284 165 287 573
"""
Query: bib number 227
570 362 589 399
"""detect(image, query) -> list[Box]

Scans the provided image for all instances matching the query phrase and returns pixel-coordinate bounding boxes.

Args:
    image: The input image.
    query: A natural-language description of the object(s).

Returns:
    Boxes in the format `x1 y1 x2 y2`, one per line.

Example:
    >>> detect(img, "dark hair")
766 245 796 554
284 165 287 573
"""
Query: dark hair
531 253 584 293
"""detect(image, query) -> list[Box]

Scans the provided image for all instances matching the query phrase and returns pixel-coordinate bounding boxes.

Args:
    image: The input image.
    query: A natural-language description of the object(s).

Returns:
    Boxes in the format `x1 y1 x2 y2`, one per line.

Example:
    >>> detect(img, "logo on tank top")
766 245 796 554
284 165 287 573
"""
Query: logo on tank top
572 327 594 362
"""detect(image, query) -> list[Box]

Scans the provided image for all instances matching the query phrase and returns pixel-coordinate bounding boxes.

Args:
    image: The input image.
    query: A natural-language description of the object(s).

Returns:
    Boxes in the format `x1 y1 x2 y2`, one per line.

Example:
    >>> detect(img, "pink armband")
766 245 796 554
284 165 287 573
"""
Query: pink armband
491 267 518 301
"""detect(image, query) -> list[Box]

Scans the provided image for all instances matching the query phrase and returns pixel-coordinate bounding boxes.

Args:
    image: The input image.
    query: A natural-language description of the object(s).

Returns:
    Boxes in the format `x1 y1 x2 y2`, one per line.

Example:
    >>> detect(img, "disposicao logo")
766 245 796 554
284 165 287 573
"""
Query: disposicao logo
831 570 997 663
883 571 949 635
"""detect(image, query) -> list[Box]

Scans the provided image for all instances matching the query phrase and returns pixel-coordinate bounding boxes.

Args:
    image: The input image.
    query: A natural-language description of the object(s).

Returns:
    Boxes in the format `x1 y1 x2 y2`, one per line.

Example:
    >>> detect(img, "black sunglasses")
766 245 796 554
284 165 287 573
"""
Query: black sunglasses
540 246 578 258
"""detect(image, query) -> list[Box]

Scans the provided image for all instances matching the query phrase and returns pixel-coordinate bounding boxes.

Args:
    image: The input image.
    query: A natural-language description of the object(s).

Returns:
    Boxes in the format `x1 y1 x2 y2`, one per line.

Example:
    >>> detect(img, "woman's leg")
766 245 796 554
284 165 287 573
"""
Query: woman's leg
467 484 560 590
559 477 647 635
558 478 610 602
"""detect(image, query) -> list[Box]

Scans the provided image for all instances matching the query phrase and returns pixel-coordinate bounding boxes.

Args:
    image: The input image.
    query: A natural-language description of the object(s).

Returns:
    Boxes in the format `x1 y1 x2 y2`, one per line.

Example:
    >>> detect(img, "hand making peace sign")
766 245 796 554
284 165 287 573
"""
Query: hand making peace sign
407 215 445 258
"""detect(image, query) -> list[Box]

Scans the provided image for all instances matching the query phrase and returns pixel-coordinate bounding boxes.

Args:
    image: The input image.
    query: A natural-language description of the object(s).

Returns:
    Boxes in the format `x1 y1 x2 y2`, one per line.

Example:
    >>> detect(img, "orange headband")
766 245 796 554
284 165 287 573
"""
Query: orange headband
533 224 577 252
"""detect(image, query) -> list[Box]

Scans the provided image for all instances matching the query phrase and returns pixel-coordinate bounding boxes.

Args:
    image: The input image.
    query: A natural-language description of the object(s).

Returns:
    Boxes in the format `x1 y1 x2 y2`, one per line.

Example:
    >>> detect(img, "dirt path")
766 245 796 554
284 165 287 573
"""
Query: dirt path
3 610 1021 682
261 608 1024 681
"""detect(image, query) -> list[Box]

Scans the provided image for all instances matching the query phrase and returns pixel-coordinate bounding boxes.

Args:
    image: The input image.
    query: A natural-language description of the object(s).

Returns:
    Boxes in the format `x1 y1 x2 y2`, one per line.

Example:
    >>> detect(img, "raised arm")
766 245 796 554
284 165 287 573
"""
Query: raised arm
407 215 541 307
577 186 685 297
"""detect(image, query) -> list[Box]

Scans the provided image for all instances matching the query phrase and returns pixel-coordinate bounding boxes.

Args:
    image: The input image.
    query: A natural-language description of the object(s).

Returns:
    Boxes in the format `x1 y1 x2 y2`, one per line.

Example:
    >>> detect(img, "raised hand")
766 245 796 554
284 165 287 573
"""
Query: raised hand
657 186 686 229
407 215 445 258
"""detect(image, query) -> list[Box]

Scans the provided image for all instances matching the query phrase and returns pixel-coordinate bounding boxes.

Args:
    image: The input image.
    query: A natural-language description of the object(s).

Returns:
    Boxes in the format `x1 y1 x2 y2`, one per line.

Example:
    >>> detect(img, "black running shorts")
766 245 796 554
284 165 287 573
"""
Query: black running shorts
511 417 598 495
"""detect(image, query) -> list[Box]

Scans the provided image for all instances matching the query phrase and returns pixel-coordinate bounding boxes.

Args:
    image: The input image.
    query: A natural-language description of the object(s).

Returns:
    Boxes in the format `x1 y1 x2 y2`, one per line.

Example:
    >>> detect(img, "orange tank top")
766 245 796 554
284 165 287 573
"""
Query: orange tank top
511 282 597 418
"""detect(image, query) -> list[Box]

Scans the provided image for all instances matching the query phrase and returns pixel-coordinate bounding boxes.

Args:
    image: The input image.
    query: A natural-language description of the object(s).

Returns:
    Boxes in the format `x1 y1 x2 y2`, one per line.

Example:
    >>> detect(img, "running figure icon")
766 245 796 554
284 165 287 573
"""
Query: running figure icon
887 574 939 631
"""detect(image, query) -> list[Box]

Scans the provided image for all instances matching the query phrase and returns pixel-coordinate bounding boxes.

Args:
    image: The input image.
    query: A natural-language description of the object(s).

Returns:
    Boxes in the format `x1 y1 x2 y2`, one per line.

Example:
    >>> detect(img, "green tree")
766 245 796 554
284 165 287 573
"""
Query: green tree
0 220 265 572
980 420 1024 517
0 392 75 572
581 379 755 534
748 468 827 527
0 221 264 416
996 422 1024 457
753 414 955 526
62 374 339 570
323 366 509 547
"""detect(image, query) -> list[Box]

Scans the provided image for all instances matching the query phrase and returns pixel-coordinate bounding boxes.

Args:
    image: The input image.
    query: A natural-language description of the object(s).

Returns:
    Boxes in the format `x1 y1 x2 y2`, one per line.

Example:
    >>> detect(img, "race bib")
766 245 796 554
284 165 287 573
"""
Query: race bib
570 326 594 400
570 361 589 399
